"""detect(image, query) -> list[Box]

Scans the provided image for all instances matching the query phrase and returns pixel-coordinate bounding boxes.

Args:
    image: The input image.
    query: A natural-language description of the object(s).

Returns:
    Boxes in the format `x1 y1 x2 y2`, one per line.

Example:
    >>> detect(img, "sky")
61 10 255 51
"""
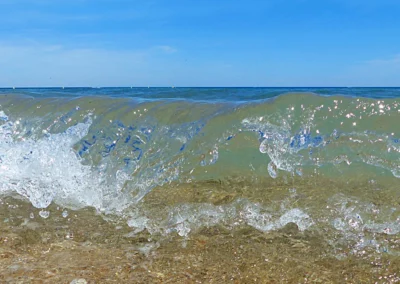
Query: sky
0 0 399 87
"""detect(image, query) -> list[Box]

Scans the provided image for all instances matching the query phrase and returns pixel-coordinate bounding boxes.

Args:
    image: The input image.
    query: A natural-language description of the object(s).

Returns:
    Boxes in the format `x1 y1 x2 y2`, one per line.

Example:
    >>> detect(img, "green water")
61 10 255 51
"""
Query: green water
2 91 400 282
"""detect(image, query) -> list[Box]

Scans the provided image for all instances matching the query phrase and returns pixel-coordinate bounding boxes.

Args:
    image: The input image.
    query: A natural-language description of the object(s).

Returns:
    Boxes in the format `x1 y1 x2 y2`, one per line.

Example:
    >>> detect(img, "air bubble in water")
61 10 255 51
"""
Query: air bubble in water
62 210 68 218
30 212 34 219
391 169 400 178
210 148 219 164
0 111 8 121
39 210 50 219
296 168 303 176
268 161 278 178
70 278 87 284
259 139 270 154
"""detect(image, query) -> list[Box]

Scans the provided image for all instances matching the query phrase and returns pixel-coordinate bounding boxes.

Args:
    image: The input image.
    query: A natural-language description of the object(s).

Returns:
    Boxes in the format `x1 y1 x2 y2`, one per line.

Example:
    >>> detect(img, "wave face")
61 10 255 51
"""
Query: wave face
2 88 400 255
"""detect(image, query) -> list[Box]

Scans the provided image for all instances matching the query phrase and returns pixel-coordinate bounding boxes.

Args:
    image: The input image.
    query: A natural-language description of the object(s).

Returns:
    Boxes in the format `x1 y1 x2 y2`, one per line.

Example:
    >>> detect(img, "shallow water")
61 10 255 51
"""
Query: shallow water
1 182 400 283
1 88 400 282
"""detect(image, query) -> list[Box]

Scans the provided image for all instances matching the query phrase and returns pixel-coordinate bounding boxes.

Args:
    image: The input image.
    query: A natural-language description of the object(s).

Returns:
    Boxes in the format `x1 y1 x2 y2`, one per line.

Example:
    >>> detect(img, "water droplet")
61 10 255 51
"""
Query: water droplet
62 210 68 218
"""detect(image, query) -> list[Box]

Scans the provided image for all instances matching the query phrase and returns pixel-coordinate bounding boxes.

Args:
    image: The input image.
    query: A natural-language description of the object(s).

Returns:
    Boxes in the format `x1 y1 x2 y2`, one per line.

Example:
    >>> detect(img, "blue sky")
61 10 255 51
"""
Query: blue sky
0 0 399 87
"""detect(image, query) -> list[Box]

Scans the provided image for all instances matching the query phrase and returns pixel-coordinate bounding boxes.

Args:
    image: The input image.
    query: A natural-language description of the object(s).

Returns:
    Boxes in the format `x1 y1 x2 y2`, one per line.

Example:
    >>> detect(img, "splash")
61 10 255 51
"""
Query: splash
0 114 104 209
1 92 400 257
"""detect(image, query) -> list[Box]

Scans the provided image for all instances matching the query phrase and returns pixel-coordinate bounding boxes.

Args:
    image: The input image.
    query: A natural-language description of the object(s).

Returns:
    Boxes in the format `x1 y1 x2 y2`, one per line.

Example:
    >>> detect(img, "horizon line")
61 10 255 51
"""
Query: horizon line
1 86 400 89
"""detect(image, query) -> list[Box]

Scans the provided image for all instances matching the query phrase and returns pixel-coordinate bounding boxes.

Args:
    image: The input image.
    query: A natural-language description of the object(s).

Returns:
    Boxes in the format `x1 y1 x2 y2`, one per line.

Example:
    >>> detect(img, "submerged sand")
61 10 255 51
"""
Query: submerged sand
1 196 399 283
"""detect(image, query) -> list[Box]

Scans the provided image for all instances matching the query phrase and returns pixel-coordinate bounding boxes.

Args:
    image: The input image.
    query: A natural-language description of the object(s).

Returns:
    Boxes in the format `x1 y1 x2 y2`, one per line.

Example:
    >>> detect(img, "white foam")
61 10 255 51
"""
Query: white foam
327 194 400 254
127 199 314 237
243 115 400 179
0 113 104 209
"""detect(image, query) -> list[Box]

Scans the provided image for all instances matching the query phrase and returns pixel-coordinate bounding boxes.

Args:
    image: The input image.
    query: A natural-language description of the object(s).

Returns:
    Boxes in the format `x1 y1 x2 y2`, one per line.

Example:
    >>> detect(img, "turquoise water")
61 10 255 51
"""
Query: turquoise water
2 87 400 100
1 87 400 258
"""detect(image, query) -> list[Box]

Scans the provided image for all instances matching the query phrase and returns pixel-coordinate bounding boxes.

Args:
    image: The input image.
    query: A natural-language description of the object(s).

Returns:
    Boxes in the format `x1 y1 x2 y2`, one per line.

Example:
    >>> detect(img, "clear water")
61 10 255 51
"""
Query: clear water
1 87 400 282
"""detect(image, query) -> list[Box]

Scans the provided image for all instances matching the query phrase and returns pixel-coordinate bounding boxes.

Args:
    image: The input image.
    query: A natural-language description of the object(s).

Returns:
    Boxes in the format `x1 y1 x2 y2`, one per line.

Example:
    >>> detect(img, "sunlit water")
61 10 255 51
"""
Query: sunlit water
1 88 400 282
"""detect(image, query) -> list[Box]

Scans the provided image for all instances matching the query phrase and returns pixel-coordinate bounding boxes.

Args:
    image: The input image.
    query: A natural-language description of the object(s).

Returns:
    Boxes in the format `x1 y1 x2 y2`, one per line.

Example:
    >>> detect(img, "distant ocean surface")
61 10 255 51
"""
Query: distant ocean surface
2 87 400 259
1 86 400 101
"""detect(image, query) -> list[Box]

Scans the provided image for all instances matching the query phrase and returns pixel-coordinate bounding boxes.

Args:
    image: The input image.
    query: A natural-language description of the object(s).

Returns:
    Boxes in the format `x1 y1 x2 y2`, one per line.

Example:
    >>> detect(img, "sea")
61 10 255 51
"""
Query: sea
1 87 400 282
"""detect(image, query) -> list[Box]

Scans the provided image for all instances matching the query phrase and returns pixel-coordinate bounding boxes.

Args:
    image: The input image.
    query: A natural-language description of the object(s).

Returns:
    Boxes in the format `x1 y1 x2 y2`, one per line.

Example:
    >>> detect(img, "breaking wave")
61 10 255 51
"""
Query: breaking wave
1 90 400 254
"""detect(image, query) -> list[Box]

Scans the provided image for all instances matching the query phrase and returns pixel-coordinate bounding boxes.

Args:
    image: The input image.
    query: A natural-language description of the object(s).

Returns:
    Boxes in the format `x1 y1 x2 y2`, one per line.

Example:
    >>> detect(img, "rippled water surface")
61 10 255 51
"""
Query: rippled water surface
1 87 400 282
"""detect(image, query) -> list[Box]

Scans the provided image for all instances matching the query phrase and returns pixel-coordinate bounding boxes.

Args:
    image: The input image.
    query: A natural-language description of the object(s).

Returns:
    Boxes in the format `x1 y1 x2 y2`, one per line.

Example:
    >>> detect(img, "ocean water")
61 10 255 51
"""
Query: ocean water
1 87 400 282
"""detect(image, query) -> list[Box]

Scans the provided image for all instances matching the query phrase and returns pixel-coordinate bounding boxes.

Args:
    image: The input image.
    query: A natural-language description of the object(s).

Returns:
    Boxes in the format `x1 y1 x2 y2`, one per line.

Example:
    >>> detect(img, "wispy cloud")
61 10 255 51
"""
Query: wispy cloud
338 53 400 86
0 42 148 87
154 45 177 54
366 54 400 65
0 39 185 87
42 44 63 52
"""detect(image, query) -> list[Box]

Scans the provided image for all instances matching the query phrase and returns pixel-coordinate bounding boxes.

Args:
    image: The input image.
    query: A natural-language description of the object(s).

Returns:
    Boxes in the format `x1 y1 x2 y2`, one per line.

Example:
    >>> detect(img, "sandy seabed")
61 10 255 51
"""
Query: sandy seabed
1 196 400 284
